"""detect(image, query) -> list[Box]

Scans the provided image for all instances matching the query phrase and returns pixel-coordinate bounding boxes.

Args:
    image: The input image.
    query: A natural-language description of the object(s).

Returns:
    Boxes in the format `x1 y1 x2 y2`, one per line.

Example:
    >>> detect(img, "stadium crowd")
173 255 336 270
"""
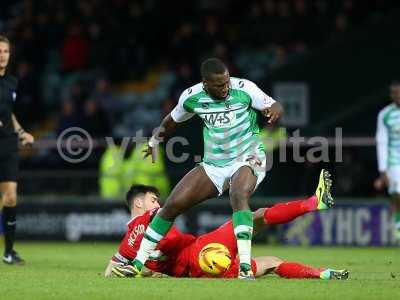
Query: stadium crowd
0 0 395 195
1 0 393 135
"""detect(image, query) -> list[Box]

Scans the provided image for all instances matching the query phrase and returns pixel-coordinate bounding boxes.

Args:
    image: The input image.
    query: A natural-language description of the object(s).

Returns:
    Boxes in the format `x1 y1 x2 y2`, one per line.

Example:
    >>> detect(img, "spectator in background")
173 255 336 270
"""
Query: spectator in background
270 45 288 70
1 0 396 201
335 13 350 33
57 100 82 135
274 0 293 45
212 43 239 75
172 63 196 96
292 0 313 43
201 15 224 52
82 99 111 138
164 63 195 116
91 77 117 126
14 61 41 124
61 23 89 72
260 0 279 44
342 0 361 24
329 13 349 43
66 80 87 108
16 27 43 69
170 22 198 63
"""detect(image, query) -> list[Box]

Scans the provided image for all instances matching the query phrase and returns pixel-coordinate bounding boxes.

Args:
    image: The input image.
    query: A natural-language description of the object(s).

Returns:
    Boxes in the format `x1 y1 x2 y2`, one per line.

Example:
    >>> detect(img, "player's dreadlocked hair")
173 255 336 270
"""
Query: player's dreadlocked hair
201 58 227 80
126 184 160 208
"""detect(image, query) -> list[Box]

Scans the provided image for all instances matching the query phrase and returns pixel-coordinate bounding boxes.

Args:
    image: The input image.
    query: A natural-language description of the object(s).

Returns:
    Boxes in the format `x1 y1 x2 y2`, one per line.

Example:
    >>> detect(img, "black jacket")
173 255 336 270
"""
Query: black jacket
0 74 18 153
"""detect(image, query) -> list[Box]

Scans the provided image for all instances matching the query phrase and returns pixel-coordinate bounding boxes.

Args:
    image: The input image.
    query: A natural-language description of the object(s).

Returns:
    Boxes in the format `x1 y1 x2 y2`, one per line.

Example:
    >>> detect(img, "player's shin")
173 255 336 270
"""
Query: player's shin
233 210 253 273
132 214 173 271
275 262 321 279
275 261 349 280
263 197 317 225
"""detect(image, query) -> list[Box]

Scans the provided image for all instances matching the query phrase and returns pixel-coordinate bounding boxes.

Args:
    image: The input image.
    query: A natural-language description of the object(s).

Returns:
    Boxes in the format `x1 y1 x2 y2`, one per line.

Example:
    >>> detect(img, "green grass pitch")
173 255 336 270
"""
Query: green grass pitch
0 243 399 300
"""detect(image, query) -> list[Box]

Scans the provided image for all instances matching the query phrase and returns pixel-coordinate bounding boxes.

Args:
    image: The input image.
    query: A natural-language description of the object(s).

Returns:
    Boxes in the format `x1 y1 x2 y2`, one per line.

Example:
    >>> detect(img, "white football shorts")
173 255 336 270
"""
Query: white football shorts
200 151 267 196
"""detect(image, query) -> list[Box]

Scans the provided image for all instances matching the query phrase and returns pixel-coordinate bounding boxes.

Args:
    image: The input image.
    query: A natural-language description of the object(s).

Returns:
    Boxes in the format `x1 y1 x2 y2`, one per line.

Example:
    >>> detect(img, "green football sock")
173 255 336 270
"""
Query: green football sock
232 210 253 271
132 214 173 270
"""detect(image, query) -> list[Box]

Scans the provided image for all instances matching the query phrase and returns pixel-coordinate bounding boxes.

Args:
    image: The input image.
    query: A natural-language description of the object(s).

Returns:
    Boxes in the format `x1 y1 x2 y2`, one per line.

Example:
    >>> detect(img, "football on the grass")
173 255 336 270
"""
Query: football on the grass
198 243 232 276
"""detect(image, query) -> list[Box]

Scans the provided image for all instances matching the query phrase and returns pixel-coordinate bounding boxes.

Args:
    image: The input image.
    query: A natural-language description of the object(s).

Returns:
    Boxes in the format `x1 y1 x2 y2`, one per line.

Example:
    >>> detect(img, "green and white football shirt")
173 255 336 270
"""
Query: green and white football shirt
376 103 400 171
170 78 276 167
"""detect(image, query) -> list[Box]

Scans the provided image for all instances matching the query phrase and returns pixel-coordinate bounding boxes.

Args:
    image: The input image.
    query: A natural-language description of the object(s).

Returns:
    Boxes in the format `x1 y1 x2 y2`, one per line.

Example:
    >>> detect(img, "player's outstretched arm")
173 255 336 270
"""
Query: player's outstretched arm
142 267 170 278
143 113 179 163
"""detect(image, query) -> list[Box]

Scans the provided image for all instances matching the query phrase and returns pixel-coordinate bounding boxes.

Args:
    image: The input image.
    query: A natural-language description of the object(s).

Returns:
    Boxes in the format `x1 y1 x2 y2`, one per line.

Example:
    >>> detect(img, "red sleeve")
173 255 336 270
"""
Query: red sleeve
117 209 158 260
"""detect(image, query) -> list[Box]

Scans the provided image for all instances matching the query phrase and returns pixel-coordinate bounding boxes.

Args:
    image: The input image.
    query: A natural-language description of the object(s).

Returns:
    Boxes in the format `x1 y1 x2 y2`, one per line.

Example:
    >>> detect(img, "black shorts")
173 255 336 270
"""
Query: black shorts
0 150 19 182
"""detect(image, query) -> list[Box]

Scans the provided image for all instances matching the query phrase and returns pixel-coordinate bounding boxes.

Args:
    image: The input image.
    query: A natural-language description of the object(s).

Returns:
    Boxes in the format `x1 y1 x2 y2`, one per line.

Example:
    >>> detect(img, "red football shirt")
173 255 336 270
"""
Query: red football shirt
114 209 196 276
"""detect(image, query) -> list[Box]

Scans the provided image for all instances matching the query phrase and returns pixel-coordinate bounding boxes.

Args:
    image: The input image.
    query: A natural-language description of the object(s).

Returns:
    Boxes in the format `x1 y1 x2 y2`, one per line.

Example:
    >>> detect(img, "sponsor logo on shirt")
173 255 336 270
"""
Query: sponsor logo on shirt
202 111 236 128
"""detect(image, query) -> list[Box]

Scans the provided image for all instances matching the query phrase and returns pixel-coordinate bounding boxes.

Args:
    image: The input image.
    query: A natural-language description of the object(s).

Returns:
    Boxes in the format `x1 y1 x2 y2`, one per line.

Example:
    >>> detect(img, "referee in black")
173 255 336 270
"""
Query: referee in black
0 35 34 264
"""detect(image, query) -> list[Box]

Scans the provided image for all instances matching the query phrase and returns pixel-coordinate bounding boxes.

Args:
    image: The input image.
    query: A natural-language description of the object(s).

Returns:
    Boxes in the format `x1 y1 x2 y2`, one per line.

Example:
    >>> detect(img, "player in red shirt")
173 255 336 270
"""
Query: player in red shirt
106 172 348 280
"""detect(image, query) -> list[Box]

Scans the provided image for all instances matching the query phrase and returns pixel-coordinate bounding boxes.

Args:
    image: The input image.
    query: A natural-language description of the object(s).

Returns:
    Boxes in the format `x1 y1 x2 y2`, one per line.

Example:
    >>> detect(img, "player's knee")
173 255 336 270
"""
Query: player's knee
253 208 266 221
2 190 17 207
229 188 252 209
160 198 184 220
269 256 283 268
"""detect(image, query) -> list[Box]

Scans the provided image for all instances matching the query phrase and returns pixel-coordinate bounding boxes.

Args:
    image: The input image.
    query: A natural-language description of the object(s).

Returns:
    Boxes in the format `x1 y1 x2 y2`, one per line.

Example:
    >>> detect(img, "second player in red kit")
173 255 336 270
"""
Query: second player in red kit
107 179 349 280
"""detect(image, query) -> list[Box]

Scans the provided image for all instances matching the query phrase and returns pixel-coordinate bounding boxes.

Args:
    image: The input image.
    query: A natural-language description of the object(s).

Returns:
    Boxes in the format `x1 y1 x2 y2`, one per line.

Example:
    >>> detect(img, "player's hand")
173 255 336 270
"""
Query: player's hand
263 102 283 124
374 172 389 191
245 155 262 167
151 272 169 278
142 143 158 163
19 131 34 147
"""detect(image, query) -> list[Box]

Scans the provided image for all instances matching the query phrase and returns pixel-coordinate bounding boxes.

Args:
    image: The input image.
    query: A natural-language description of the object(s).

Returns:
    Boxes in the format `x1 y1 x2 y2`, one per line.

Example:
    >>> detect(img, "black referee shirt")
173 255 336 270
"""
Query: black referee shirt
0 74 18 153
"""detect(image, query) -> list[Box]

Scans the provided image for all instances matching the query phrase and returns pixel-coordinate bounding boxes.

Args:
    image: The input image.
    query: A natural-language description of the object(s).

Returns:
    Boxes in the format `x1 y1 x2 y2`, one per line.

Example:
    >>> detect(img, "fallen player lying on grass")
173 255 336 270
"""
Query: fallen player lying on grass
106 170 348 279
